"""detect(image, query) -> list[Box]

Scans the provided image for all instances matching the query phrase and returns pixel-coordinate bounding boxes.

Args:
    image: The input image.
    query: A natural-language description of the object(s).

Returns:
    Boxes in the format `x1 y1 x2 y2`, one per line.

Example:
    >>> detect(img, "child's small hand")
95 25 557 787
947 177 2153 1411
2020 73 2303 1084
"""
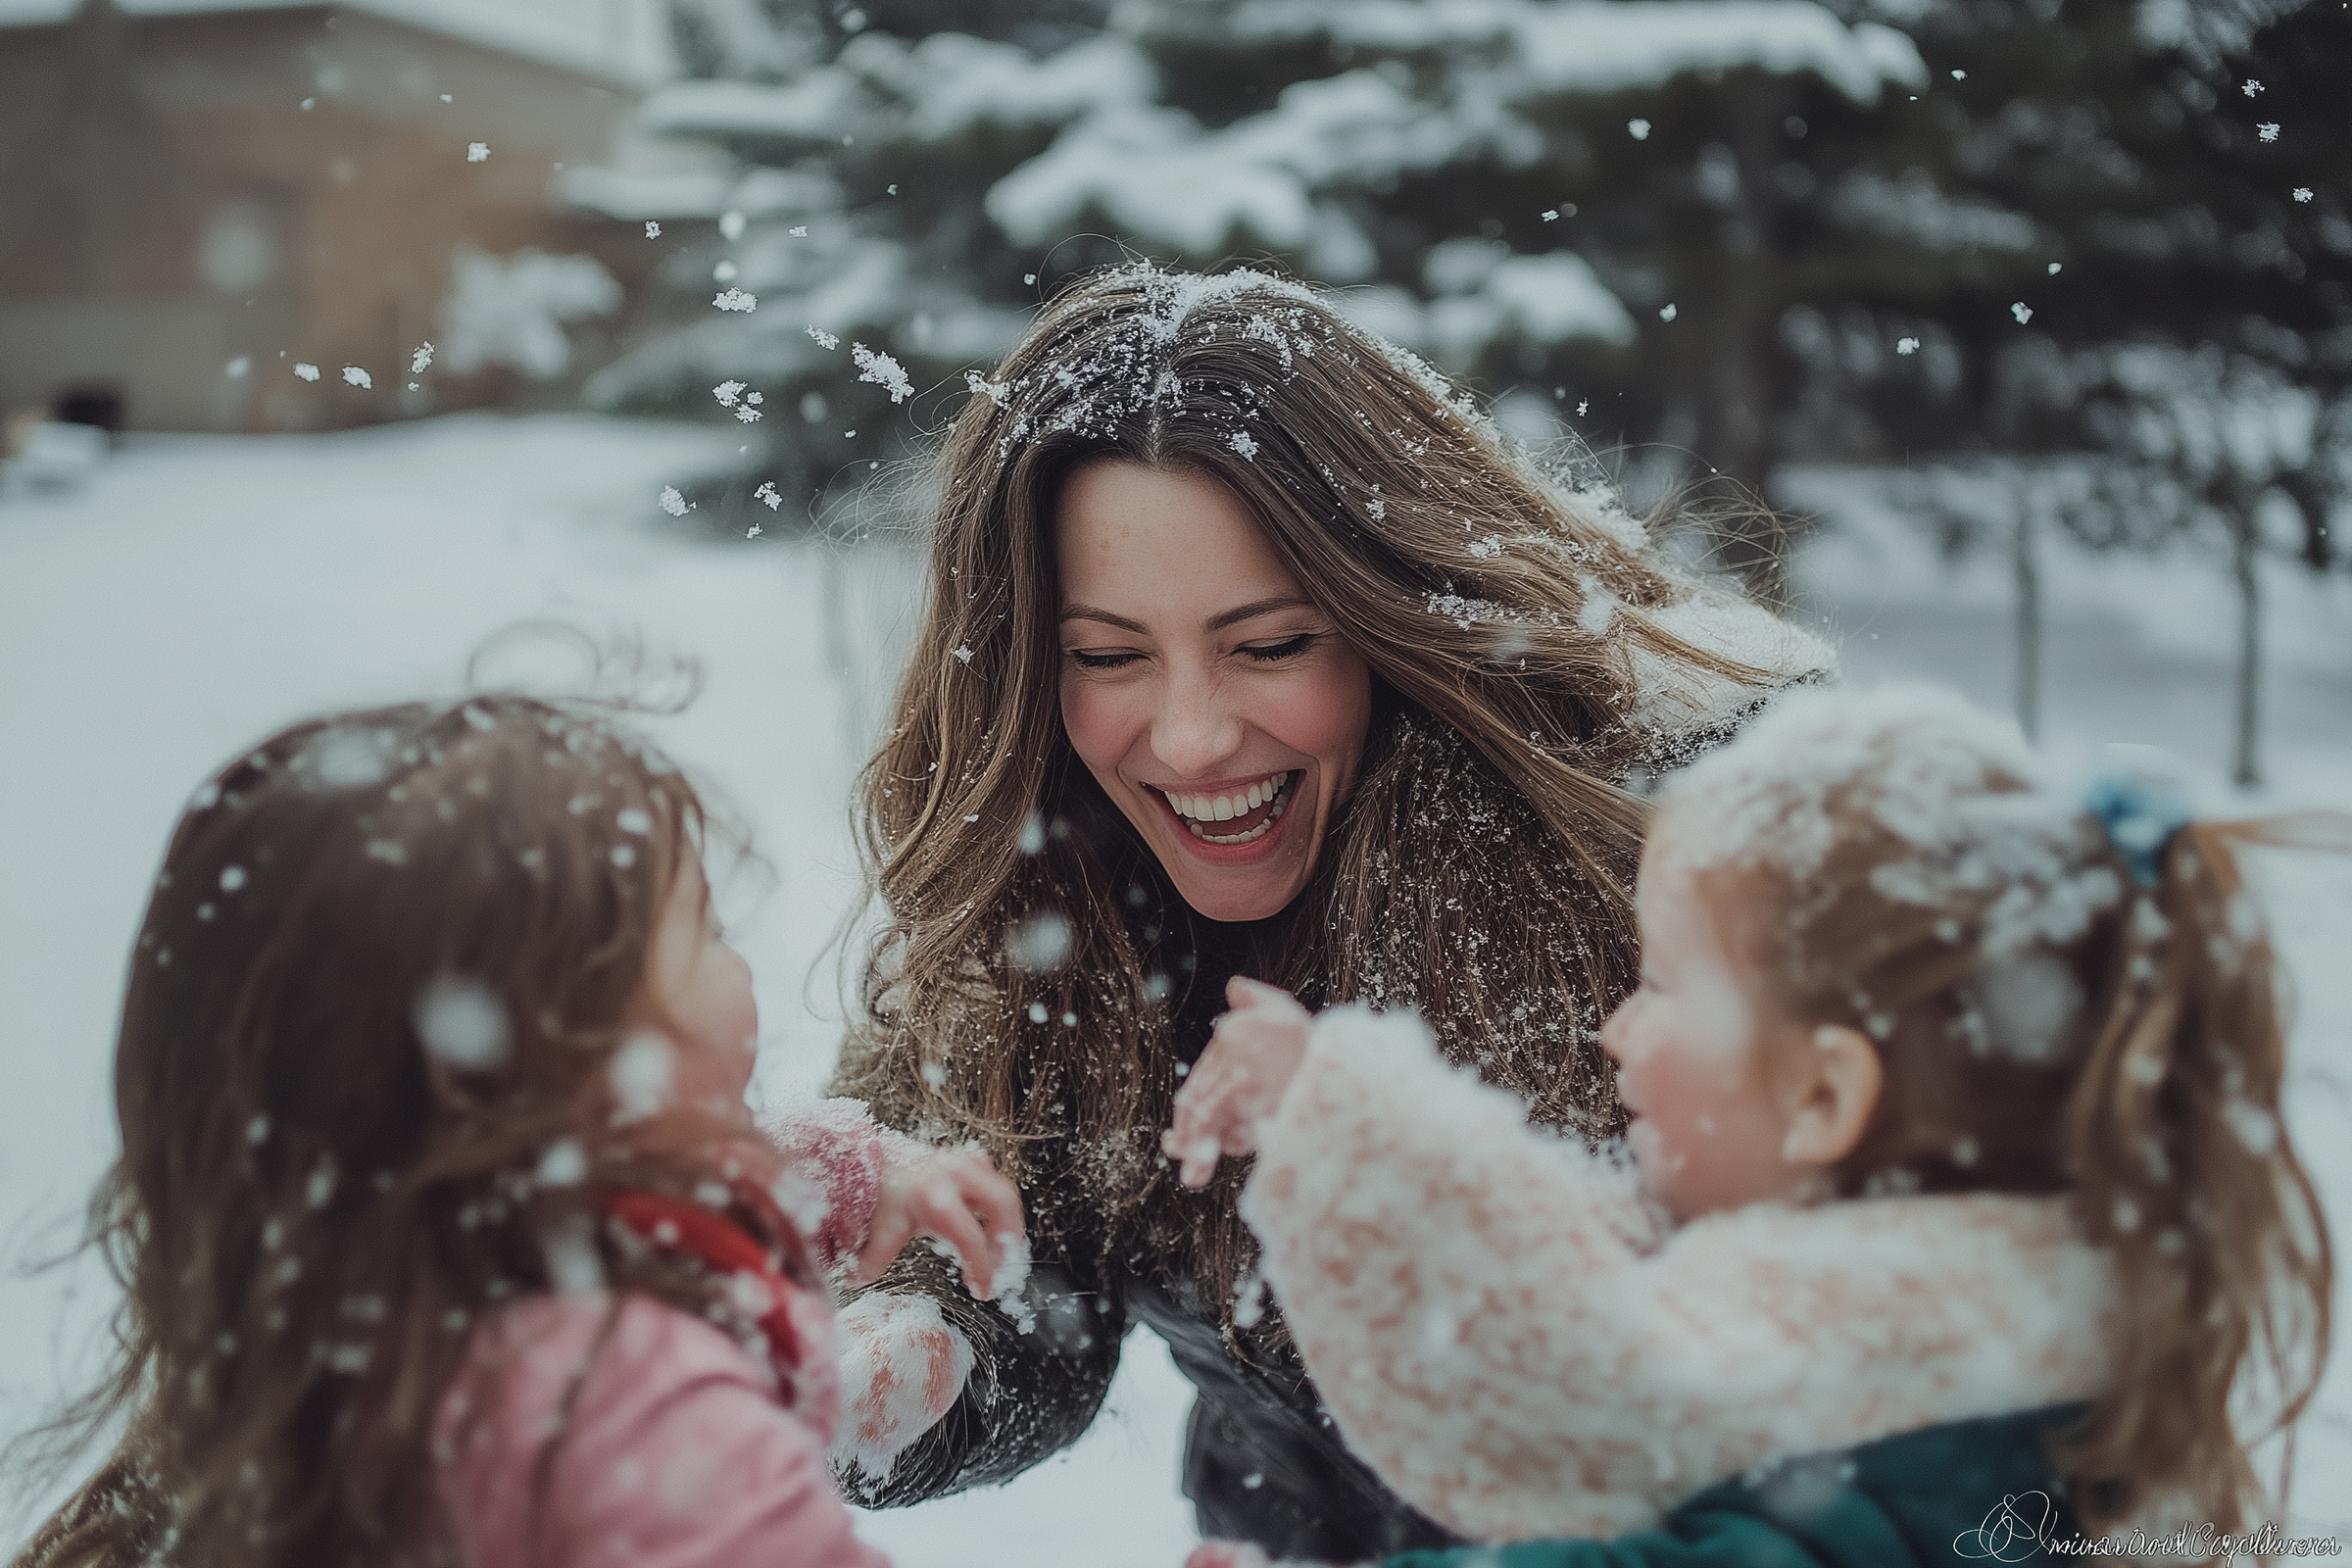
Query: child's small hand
856 1144 1025 1296
1163 978 1312 1189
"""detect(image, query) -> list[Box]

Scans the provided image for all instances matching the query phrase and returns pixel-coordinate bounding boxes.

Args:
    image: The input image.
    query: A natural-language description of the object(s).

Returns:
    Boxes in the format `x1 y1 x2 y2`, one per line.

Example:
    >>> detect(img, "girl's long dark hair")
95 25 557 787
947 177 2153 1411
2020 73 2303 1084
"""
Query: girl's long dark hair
14 694 802 1568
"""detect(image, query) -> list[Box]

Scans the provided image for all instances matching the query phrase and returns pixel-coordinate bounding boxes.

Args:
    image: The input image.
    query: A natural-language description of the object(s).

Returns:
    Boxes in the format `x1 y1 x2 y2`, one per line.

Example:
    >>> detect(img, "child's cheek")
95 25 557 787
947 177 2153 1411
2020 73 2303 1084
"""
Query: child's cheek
1626 1116 1675 1190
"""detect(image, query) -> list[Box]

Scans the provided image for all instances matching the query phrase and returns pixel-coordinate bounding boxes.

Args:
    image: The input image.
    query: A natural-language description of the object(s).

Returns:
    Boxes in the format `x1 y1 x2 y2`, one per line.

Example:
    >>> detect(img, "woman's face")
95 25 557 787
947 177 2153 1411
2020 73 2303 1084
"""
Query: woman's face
1054 461 1372 923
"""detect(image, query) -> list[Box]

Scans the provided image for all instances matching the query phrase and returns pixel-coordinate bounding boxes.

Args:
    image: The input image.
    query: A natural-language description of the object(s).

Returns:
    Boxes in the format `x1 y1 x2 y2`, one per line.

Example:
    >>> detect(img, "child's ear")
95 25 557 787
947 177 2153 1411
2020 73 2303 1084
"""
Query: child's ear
1779 1025 1883 1171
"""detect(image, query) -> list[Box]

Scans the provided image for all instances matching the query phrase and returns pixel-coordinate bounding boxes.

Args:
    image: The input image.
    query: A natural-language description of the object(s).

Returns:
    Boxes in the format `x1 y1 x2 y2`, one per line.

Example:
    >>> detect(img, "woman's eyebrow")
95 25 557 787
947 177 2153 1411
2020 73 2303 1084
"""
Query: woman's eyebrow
1205 595 1315 631
1057 595 1316 634
1059 604 1148 633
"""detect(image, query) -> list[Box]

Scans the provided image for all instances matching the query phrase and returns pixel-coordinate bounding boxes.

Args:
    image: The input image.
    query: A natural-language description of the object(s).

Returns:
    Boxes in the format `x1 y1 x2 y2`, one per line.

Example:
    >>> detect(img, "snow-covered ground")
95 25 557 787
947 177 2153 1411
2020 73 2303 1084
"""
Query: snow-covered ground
0 421 2346 1552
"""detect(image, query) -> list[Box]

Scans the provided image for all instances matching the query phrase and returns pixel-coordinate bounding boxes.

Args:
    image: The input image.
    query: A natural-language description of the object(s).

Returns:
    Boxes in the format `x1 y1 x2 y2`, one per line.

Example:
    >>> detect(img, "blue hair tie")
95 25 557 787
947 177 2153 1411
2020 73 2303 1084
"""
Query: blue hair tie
2081 768 2195 888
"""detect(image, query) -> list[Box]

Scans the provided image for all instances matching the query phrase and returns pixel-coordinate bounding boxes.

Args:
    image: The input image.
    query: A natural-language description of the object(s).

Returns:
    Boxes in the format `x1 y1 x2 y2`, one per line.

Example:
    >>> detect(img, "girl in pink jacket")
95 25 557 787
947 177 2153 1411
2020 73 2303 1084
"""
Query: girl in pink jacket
16 694 1020 1568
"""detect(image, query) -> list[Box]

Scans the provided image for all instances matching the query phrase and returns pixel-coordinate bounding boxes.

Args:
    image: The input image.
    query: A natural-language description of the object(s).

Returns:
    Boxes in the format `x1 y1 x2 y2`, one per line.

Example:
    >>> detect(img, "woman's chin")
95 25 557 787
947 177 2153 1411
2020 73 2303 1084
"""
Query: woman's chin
1158 827 1312 923
1171 870 1302 923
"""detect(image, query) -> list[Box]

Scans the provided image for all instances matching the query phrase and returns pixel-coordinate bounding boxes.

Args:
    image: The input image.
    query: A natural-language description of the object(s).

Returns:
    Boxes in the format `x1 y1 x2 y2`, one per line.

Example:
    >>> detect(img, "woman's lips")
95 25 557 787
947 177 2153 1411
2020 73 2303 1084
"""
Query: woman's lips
1144 770 1300 860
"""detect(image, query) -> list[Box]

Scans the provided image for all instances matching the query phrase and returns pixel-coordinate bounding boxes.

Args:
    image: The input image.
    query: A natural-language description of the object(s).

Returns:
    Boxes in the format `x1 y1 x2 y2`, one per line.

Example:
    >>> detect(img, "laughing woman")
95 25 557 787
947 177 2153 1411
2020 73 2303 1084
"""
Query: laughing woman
824 265 1832 1558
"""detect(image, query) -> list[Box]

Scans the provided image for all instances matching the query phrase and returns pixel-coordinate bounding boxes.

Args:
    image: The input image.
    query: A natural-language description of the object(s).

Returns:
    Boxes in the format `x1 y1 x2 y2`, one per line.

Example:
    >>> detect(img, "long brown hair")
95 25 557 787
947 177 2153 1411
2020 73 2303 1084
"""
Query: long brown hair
14 694 805 1568
837 263 1814 1313
1660 684 2335 1533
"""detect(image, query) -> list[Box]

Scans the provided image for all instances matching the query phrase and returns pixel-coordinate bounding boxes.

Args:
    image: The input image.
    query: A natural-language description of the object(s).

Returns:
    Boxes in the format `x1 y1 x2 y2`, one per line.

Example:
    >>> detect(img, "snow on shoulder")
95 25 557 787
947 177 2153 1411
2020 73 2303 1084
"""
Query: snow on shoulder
1614 587 1837 759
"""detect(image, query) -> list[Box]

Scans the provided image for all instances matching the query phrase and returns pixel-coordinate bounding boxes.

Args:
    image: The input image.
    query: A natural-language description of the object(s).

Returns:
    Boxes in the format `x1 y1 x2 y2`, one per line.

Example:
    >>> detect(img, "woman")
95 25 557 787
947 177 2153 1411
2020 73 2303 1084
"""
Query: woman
825 265 1832 1558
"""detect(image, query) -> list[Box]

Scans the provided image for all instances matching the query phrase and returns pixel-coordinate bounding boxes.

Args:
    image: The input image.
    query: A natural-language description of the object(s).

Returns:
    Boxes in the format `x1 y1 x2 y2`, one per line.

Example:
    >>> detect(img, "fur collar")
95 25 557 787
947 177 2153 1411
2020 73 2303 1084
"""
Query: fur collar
1241 1006 2122 1542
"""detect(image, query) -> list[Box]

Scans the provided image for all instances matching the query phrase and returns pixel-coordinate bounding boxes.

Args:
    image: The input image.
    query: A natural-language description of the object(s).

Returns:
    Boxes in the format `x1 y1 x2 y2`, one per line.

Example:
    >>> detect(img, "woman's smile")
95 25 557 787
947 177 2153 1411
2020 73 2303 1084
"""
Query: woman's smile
1054 461 1372 923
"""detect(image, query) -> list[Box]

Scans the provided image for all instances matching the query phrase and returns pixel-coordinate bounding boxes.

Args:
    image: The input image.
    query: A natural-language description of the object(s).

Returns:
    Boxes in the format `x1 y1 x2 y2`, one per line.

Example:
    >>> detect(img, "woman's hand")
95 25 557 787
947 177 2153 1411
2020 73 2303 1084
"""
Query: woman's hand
855 1142 1025 1296
1164 978 1313 1189
831 1293 974 1481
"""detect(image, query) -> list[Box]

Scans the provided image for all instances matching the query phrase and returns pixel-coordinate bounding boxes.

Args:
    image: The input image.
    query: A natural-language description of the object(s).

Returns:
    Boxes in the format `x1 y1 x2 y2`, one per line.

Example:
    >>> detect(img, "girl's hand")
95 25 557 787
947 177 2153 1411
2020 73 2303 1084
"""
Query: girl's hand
1164 978 1312 1189
855 1142 1025 1296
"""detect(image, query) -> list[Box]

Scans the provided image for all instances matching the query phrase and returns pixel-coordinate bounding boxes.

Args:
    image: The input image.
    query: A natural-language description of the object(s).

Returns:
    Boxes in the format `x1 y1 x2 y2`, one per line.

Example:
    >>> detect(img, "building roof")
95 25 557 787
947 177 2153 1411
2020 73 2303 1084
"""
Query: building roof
0 0 679 88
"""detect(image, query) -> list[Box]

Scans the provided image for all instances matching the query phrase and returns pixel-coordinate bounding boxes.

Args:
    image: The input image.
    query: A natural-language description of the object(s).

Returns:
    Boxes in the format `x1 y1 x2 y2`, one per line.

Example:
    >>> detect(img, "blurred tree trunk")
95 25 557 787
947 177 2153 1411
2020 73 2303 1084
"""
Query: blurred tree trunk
2230 498 2262 789
2010 469 2043 742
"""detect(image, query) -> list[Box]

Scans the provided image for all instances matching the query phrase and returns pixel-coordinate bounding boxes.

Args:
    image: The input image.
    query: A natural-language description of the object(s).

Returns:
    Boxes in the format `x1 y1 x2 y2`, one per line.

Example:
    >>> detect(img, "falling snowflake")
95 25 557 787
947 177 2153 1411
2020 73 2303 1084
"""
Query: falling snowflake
2242 79 2263 96
2292 187 2314 203
410 342 434 373
294 363 320 382
719 211 746 240
852 342 913 403
1023 272 1038 285
746 523 762 538
659 486 689 516
1628 119 1651 140
2046 262 2062 274
754 481 782 511
964 368 1012 407
1228 430 1259 459
342 366 371 388
1896 336 1920 355
712 288 757 312
1542 209 1559 221
2258 122 2279 142
224 356 250 378
1659 303 1678 321
2011 302 2034 324
807 324 840 350
644 220 661 238
1951 69 1967 80
1577 400 1589 416
466 142 489 162
712 380 764 423
789 224 809 237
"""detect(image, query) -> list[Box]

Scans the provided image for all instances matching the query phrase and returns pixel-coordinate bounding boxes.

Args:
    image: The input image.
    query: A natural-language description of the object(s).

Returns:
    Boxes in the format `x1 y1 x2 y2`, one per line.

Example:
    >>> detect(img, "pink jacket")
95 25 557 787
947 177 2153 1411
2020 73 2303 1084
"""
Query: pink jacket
432 1102 898 1568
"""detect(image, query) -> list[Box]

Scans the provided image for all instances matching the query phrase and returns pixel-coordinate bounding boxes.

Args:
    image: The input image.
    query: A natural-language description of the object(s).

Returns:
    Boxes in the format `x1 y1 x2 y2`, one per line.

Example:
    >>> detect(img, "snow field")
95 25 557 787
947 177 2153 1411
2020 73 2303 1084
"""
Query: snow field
0 422 2346 1550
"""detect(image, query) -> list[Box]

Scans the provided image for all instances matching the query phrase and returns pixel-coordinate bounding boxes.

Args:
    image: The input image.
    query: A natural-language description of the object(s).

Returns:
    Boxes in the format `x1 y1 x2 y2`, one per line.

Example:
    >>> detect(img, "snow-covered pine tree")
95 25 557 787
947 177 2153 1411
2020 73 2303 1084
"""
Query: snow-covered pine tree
1787 0 2347 781
590 0 1929 565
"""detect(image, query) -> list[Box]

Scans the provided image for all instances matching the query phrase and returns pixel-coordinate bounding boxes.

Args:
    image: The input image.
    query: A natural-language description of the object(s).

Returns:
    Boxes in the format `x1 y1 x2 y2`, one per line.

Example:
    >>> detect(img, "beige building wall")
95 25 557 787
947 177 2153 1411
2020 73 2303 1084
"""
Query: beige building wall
0 3 657 432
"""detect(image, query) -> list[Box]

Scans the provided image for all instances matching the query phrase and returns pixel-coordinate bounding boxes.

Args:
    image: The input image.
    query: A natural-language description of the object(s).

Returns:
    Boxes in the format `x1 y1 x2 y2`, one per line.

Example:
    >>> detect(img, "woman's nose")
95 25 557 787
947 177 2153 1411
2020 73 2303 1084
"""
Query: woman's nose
1152 665 1245 779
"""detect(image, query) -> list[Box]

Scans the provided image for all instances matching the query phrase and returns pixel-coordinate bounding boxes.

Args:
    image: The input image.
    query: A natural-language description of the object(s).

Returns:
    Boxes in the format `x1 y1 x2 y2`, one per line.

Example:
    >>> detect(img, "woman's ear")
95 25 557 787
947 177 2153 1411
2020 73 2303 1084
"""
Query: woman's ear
1778 1024 1883 1171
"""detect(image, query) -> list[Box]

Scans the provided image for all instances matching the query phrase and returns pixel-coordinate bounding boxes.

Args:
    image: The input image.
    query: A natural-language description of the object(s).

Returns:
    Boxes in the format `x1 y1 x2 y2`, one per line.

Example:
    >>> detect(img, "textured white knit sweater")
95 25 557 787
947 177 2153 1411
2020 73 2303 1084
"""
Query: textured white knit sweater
1238 1006 2123 1542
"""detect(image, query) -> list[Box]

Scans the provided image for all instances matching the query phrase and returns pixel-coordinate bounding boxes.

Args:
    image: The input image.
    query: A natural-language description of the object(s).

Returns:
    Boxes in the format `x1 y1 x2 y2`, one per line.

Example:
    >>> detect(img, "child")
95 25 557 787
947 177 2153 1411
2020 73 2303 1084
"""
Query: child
1169 685 2335 1563
14 694 1021 1568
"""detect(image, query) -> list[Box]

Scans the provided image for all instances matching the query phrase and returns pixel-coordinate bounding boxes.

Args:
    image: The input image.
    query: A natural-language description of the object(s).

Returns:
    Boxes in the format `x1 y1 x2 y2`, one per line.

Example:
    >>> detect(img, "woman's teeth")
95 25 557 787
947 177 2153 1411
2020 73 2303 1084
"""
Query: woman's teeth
1164 771 1294 845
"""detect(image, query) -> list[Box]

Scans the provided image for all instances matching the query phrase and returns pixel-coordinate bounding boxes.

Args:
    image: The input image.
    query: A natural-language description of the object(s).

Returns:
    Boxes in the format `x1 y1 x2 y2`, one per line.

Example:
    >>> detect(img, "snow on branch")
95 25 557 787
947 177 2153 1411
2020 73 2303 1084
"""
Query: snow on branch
989 3 1923 255
641 32 1152 147
1220 0 1927 102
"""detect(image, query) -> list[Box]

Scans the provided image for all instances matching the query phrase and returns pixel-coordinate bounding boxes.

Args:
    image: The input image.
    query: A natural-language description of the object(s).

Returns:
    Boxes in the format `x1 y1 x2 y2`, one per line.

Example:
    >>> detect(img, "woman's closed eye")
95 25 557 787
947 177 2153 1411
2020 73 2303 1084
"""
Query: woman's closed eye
1238 632 1317 663
1066 647 1144 670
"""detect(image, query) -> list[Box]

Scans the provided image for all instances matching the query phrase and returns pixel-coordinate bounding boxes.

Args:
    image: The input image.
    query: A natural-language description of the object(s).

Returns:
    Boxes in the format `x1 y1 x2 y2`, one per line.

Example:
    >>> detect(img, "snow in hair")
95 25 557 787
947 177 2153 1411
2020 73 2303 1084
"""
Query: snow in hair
1659 683 2124 962
985 262 1502 453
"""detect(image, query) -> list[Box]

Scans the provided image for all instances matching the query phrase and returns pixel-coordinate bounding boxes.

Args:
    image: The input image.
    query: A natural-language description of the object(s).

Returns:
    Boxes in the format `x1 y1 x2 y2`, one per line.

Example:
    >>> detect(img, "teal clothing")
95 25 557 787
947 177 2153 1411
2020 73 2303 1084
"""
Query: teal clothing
1390 1406 2085 1568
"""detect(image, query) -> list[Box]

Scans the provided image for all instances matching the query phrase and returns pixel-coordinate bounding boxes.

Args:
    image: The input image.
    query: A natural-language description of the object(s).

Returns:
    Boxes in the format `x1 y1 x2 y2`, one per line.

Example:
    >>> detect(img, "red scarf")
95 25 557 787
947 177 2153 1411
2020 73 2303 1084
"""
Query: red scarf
608 1187 839 1434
